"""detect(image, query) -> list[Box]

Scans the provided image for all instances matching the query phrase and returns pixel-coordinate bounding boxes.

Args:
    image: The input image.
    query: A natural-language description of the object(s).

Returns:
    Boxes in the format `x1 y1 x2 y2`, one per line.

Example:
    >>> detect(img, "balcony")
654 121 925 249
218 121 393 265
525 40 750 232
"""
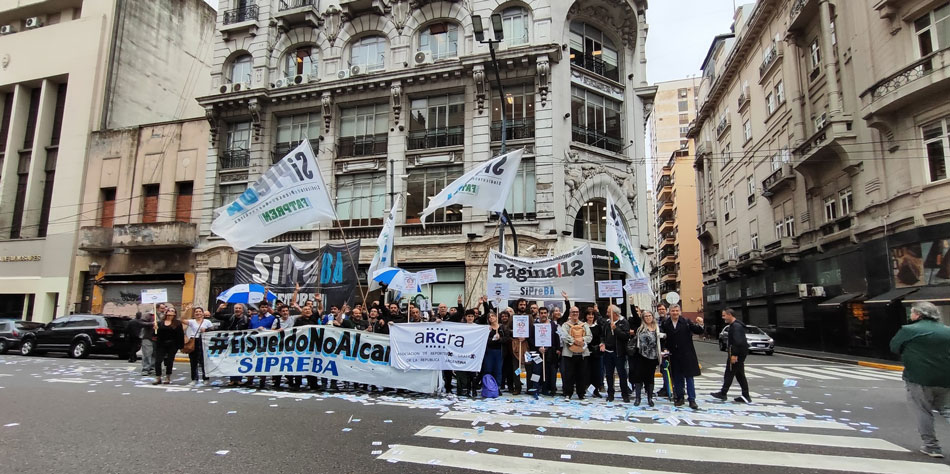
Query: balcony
737 250 766 272
570 53 620 83
763 236 800 263
337 134 388 158
793 118 857 176
658 218 674 235
220 5 259 38
716 117 730 139
658 201 674 218
112 222 198 250
758 42 783 81
407 126 464 150
571 127 622 153
490 118 535 142
275 0 321 28
737 90 750 111
401 222 463 237
698 217 717 242
860 48 950 121
762 163 795 197
329 226 382 240
660 234 675 250
266 231 313 243
78 226 114 252
340 0 389 16
219 149 250 170
788 0 818 34
656 176 672 201
718 258 739 276
661 272 678 283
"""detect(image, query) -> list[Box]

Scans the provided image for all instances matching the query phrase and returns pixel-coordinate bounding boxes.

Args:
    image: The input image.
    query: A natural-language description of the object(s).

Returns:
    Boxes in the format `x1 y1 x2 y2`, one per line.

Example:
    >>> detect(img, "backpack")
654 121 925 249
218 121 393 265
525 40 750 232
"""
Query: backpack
569 324 586 354
480 374 500 398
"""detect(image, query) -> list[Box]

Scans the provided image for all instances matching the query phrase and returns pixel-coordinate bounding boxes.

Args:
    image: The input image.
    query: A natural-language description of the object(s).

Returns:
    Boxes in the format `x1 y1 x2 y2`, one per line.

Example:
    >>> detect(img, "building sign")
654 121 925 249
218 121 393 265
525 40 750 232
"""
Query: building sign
890 238 950 288
488 244 595 301
0 255 41 262
570 70 624 101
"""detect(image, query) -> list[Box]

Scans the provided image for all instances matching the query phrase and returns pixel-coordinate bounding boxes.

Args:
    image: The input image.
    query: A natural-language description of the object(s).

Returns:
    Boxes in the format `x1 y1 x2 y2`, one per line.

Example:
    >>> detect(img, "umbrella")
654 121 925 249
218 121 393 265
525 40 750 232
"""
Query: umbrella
372 267 421 293
216 283 278 304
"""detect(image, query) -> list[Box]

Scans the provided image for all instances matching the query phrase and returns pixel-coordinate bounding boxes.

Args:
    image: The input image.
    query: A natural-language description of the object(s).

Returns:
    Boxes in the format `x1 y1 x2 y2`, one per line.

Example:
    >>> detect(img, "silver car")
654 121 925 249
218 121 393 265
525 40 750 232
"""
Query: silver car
719 324 774 355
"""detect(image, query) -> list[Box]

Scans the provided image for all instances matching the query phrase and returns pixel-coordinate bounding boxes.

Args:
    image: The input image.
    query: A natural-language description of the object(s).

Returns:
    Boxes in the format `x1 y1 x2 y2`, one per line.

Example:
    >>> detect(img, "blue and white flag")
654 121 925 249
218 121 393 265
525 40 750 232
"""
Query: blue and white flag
419 148 524 225
368 194 401 291
606 195 652 296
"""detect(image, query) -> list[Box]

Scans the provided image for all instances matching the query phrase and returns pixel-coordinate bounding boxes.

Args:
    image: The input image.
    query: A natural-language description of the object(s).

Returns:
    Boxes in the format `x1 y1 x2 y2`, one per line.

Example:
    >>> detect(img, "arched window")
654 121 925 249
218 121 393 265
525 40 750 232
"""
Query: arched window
229 54 252 84
569 21 619 82
500 6 529 47
283 45 318 79
573 199 608 242
418 22 459 60
350 35 387 71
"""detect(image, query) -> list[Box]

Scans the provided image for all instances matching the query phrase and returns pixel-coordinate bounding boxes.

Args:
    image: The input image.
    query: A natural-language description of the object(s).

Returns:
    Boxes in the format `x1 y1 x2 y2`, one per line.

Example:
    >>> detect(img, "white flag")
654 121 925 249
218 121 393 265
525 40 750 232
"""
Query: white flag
368 194 401 291
210 140 335 251
419 148 524 225
606 195 649 286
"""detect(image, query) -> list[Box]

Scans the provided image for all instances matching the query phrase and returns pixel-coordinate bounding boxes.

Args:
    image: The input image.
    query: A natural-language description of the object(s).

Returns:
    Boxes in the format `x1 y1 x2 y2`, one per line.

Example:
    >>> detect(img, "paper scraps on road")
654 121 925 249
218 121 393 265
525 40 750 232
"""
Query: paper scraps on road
341 428 352 432
486 448 499 453
523 453 533 458
215 450 229 455
227 411 237 414
4 423 20 427
561 454 572 460
783 379 798 387
627 436 639 443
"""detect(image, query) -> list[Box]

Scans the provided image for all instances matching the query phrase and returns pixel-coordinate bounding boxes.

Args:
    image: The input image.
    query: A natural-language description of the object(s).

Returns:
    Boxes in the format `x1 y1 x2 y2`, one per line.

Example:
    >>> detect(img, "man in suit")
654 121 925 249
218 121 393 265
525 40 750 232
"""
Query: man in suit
710 308 751 403
660 304 704 409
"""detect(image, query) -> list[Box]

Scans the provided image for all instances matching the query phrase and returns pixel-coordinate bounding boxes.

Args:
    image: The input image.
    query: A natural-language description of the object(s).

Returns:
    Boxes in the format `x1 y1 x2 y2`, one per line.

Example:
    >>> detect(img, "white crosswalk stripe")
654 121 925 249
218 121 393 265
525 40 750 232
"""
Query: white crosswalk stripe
705 363 904 382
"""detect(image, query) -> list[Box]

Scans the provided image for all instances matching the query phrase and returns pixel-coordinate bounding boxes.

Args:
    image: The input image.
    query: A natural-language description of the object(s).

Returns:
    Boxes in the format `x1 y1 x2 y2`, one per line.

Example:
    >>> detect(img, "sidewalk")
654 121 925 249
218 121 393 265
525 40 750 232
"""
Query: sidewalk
697 339 904 371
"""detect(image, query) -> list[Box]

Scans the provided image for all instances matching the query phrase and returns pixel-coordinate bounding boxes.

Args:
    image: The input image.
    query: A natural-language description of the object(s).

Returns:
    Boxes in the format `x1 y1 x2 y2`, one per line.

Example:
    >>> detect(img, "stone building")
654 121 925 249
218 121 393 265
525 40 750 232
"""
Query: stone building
0 0 214 321
194 0 655 312
689 0 950 359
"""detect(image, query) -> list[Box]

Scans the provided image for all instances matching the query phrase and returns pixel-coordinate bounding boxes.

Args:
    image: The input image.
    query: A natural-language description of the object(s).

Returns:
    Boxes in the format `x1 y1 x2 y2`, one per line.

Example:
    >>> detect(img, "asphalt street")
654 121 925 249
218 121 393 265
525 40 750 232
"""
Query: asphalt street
1 341 949 474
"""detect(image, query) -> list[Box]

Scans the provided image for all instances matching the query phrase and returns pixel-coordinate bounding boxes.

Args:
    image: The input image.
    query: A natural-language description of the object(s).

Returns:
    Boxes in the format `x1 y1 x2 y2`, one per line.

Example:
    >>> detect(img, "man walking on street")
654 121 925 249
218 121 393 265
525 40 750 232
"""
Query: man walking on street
890 301 950 459
660 304 704 409
710 308 751 403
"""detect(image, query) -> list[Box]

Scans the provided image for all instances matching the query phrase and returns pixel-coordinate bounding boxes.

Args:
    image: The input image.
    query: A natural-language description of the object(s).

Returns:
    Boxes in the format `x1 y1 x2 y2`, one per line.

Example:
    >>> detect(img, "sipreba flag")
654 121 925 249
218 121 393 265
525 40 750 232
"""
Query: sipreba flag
367 194 401 291
419 148 524 225
211 140 336 251
605 195 648 281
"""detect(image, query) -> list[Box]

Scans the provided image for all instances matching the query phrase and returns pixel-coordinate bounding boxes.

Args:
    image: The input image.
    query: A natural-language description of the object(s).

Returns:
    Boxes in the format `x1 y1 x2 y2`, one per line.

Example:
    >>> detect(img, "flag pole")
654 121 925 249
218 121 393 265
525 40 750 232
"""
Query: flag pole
333 220 367 306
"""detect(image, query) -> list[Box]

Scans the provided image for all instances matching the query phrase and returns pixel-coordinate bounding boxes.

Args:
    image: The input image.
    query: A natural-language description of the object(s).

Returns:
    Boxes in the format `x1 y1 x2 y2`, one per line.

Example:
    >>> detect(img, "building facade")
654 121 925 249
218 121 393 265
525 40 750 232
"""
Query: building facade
649 78 702 318
0 0 214 321
194 0 655 313
689 0 950 359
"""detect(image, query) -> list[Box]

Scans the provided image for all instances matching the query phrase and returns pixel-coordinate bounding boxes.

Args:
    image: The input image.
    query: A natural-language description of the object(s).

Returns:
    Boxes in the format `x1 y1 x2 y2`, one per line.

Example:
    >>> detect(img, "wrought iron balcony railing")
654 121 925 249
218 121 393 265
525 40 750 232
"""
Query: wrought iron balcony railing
223 5 259 25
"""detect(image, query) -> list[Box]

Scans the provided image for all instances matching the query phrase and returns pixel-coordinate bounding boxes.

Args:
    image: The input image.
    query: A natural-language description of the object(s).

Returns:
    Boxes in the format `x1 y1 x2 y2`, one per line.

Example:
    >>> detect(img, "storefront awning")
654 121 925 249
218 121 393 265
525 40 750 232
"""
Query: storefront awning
865 287 919 305
818 293 864 308
903 286 950 304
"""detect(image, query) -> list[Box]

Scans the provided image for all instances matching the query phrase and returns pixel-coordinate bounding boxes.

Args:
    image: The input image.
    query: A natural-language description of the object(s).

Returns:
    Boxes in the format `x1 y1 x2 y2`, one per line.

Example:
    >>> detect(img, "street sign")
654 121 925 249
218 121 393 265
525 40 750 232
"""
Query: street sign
665 291 681 305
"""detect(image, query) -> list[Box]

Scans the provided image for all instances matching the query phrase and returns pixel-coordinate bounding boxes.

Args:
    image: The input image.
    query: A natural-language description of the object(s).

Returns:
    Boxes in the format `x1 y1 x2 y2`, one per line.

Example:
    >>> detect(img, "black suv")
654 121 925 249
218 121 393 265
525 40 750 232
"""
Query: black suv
19 314 132 359
0 320 44 354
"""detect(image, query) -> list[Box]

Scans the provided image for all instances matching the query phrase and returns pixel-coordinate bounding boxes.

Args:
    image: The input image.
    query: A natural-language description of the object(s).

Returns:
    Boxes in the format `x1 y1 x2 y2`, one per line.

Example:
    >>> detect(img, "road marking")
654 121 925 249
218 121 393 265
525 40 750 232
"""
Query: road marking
702 366 764 378
44 378 99 384
800 367 895 381
756 366 840 380
415 426 950 474
440 411 904 451
378 445 683 474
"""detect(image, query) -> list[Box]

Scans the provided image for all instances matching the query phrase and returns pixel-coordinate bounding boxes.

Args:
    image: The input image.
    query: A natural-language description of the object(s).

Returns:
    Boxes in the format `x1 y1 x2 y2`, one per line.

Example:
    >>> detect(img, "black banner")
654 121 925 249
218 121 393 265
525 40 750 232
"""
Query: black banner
235 242 361 309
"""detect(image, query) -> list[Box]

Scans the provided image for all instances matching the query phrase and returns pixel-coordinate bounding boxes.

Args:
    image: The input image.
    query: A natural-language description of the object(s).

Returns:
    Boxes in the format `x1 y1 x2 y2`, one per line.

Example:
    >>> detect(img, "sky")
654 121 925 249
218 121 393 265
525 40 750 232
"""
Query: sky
645 0 739 84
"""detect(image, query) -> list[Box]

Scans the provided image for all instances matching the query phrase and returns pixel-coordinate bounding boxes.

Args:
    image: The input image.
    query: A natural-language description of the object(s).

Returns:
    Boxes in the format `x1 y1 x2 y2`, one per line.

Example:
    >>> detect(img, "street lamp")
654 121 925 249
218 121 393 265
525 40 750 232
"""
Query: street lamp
472 13 518 256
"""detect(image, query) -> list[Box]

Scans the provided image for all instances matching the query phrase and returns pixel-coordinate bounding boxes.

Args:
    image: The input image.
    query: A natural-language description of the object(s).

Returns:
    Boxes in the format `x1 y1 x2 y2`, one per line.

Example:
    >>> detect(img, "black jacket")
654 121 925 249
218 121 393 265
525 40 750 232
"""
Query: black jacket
529 320 560 360
126 319 142 341
213 309 249 331
587 320 604 353
660 317 704 378
602 317 631 356
725 321 749 357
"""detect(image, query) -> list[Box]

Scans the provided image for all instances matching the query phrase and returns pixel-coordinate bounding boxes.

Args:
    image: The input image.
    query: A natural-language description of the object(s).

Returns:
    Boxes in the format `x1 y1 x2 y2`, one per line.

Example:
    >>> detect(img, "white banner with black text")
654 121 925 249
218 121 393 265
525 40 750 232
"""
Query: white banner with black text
487 244 596 301
388 322 491 371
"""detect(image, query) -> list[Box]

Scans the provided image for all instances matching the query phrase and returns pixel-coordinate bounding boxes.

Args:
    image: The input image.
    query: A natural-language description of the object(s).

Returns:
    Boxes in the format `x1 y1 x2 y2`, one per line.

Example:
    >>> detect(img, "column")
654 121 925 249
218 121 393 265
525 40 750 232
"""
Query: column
819 0 843 116
0 85 31 233
20 80 59 238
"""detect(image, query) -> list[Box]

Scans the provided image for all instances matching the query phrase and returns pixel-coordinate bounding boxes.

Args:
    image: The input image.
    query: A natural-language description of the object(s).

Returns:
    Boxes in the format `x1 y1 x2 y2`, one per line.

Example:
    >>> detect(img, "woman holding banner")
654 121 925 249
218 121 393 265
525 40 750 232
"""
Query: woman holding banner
152 305 184 385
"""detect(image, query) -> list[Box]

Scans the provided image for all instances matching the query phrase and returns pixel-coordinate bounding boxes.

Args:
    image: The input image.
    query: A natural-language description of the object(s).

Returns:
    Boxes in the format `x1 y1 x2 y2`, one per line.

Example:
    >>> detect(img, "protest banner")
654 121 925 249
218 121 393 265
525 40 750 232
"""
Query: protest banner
512 315 530 338
488 244 595 301
202 325 439 393
211 140 336 251
533 323 553 347
597 280 624 298
388 322 491 371
624 277 652 295
417 269 438 286
234 242 361 310
141 289 168 304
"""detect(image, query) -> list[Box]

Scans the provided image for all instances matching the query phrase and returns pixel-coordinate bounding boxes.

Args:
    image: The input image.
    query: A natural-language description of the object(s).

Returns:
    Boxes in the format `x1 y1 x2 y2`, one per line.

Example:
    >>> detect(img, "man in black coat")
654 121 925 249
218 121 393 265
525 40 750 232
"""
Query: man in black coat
660 304 704 409
710 308 751 403
126 312 143 363
213 303 250 386
601 305 631 403
529 307 560 396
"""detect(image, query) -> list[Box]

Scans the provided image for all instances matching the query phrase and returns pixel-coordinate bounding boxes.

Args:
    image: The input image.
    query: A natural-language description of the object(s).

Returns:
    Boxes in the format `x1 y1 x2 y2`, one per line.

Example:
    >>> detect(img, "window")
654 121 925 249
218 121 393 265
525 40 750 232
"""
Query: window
775 80 785 104
830 19 837 48
809 38 821 73
678 113 690 124
229 54 252 83
914 3 950 57
723 192 735 221
142 184 160 224
9 154 29 238
217 183 245 210
350 36 386 71
505 159 536 218
766 92 776 115
570 86 622 152
336 173 386 227
743 120 752 143
839 187 853 215
491 84 535 141
100 188 116 228
221 121 251 169
49 83 67 147
569 21 620 82
275 113 320 158
750 220 759 250
405 165 463 224
175 182 193 223
22 88 40 150
824 195 838 222
747 175 756 205
339 104 388 157
37 150 56 237
774 199 795 238
573 199 608 242
419 22 459 60
678 88 689 98
408 93 465 150
500 7 529 47
721 143 732 168
283 45 318 78
678 100 689 112
923 118 949 182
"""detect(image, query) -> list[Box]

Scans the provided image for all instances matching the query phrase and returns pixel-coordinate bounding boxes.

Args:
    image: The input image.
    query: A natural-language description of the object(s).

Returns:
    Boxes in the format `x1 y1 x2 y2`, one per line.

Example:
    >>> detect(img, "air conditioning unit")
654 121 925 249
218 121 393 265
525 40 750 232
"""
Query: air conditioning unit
413 50 434 66
797 283 810 298
233 82 250 92
0 24 15 35
25 16 44 29
336 69 350 80
349 64 366 77
811 286 826 297
290 73 315 85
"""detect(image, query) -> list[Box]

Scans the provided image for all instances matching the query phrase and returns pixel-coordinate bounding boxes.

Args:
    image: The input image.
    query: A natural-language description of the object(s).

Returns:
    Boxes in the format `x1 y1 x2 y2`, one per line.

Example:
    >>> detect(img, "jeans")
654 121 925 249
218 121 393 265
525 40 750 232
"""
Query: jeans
140 339 155 373
906 381 950 450
562 354 586 398
720 353 750 399
153 343 177 376
603 350 629 397
188 339 207 381
673 374 696 402
483 348 503 388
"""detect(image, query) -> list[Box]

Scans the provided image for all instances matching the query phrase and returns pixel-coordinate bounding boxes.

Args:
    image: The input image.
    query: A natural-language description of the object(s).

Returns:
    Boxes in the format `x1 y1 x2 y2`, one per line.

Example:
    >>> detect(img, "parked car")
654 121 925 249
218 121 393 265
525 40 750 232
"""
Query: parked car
0 320 45 354
719 324 775 355
19 314 132 359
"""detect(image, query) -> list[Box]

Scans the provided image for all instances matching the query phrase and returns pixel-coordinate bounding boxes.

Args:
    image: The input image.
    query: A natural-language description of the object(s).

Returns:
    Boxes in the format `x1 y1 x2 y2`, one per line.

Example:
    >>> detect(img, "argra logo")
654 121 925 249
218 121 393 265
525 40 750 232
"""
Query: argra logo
414 330 466 348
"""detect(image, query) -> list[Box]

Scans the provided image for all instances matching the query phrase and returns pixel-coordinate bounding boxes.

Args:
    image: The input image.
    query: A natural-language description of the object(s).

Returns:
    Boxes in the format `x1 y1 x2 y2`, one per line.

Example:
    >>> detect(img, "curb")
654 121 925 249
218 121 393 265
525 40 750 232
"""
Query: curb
174 357 190 363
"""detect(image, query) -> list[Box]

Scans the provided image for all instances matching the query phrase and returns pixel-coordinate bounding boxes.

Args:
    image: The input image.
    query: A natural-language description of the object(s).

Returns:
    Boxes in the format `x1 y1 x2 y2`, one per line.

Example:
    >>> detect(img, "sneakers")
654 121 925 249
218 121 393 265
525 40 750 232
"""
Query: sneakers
734 395 751 404
920 446 944 458
709 392 727 401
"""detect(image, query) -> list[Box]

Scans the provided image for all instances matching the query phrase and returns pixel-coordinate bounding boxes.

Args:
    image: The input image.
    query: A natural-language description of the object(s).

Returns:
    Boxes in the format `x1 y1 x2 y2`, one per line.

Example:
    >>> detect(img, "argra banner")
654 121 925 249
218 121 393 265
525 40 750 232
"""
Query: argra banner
234 242 361 310
201 325 440 393
388 322 491 371
488 244 595 301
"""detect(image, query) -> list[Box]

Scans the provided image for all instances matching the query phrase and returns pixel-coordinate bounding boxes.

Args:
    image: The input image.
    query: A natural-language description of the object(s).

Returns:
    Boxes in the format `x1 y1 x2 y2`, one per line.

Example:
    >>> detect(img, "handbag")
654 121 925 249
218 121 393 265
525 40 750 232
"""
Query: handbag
626 330 639 355
181 322 197 354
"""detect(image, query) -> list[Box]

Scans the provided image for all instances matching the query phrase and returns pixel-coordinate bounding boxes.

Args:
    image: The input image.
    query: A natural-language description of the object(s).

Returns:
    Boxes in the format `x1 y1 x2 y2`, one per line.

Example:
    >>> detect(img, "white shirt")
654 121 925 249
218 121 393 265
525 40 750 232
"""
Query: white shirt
186 319 213 339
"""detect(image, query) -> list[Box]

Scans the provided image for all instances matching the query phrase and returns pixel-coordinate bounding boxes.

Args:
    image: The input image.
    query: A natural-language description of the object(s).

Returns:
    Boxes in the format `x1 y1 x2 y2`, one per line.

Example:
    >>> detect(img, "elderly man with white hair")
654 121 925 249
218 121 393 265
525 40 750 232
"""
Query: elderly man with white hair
890 301 950 459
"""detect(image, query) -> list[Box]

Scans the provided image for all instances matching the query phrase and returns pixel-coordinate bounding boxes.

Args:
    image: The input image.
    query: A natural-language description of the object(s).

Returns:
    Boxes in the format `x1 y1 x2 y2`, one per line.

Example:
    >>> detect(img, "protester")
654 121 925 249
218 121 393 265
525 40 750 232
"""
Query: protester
456 310 479 397
152 305 184 385
710 308 751 403
631 310 661 407
350 307 369 330
126 312 143 363
367 307 388 334
498 311 517 393
292 305 319 391
890 302 950 459
270 304 297 390
529 306 560 396
585 310 604 398
213 302 249 386
246 302 276 389
601 305 631 403
660 304 704 409
559 306 591 401
654 303 670 398
140 309 158 376
482 312 506 391
185 307 213 385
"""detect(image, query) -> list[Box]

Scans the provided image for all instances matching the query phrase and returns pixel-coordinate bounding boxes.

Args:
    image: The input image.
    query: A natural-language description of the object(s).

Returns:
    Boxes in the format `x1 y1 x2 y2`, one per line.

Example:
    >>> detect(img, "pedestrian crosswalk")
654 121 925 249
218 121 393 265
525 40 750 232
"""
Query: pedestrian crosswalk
703 363 904 382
